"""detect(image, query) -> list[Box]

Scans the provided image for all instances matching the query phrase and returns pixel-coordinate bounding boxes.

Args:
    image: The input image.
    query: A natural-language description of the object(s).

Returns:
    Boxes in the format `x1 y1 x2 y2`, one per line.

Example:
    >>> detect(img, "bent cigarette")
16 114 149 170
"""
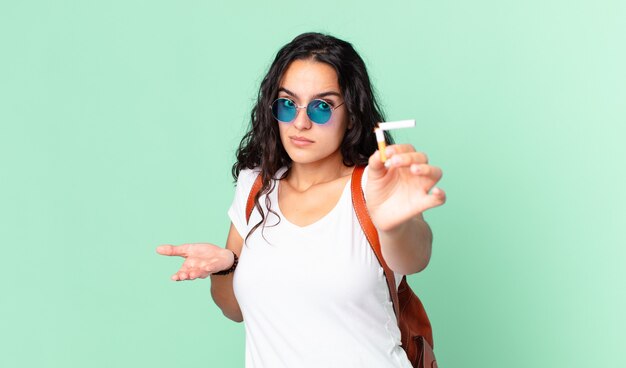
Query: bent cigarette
376 119 415 165
377 119 415 130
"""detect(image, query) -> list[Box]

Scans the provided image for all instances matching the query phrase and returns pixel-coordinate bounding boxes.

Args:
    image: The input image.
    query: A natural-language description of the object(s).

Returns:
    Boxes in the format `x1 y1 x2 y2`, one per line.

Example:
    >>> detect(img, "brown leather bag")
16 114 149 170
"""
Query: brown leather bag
244 166 438 368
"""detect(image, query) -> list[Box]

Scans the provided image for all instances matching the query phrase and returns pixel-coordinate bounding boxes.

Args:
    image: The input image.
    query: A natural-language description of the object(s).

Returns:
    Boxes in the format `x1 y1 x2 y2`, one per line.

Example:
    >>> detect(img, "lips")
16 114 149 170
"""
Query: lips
290 136 314 143
289 136 314 147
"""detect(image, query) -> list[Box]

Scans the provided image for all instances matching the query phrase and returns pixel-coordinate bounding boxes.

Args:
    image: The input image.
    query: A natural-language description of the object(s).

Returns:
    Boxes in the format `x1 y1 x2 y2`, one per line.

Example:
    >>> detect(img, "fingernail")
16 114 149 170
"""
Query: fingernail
384 160 392 168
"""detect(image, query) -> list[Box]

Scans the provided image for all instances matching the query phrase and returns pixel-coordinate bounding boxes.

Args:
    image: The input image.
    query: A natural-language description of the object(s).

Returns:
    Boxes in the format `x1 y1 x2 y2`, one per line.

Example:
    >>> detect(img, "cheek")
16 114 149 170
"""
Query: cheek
317 122 348 147
277 123 289 140
323 113 349 136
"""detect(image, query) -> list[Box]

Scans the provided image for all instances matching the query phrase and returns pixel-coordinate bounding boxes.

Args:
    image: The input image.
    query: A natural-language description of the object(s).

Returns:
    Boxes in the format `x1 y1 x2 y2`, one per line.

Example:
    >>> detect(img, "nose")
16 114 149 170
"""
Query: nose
292 106 312 130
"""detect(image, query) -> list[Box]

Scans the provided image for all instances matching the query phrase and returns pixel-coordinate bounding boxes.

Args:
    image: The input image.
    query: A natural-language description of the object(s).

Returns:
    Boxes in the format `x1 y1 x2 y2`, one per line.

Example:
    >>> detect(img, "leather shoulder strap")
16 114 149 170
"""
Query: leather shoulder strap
350 165 401 322
245 172 263 224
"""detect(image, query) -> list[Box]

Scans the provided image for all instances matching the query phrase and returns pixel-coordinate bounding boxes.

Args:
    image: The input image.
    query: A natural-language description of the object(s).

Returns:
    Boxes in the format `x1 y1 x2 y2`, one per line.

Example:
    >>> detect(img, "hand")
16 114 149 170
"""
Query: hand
365 144 446 231
156 243 235 281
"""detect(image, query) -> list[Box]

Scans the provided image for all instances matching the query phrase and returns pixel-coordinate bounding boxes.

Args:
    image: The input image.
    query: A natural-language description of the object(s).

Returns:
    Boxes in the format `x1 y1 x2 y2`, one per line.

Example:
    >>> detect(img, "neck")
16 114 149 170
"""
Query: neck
286 150 351 191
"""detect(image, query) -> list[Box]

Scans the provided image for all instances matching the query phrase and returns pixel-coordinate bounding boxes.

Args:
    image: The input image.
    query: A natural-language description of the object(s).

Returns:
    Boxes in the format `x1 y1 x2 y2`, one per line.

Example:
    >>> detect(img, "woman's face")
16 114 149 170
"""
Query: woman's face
276 59 349 166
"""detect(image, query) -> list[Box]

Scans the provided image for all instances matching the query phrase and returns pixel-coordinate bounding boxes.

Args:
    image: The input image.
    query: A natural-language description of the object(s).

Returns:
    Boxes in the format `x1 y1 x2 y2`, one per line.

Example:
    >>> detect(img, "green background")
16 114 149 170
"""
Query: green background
1 1 624 367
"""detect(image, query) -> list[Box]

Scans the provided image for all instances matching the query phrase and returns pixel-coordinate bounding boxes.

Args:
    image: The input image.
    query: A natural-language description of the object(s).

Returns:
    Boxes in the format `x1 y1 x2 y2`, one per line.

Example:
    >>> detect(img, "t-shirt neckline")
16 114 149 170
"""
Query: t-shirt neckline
273 172 352 231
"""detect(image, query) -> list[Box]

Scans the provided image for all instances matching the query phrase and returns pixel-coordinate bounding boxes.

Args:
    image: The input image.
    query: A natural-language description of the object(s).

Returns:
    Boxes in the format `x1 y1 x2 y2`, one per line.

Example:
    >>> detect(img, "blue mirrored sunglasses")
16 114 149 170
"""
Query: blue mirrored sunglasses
270 98 345 125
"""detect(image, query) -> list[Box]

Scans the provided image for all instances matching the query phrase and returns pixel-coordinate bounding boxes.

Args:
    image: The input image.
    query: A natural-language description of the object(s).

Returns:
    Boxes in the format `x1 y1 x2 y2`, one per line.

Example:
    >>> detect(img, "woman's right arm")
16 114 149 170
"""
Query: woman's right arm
210 223 244 322
156 222 244 323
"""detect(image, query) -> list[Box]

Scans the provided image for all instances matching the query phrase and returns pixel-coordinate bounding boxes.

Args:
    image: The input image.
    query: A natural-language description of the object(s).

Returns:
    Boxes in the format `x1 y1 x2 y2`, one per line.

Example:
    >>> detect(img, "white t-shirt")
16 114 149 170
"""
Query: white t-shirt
228 166 411 368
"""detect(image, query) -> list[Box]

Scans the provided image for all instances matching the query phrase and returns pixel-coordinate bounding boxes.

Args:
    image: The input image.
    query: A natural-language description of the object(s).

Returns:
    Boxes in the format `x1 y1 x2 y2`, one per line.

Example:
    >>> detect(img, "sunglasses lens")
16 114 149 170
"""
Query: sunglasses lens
307 100 332 124
271 98 297 122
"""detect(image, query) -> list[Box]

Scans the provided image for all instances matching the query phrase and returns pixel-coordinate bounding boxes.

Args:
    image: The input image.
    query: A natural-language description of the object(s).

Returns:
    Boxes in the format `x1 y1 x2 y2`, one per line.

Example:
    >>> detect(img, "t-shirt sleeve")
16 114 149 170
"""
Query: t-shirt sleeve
362 165 405 289
227 168 260 239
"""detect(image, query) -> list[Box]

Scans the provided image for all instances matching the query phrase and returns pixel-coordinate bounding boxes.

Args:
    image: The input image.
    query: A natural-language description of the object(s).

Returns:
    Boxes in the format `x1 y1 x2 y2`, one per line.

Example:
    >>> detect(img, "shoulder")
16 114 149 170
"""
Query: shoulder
233 167 262 198
237 167 261 184
235 166 289 192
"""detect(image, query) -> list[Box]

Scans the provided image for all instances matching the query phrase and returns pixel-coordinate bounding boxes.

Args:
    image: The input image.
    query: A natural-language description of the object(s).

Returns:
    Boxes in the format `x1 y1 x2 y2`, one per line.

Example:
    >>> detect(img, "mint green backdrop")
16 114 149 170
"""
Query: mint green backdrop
1 1 624 367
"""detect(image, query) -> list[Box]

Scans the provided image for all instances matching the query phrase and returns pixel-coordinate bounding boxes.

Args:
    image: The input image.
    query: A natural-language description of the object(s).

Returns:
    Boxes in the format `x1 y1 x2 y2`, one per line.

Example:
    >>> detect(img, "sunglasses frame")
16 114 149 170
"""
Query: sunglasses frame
270 97 346 125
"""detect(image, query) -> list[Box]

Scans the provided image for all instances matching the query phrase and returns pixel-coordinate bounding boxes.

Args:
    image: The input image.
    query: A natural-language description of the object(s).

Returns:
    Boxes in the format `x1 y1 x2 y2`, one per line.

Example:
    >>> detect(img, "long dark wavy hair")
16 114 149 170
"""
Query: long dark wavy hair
232 32 393 242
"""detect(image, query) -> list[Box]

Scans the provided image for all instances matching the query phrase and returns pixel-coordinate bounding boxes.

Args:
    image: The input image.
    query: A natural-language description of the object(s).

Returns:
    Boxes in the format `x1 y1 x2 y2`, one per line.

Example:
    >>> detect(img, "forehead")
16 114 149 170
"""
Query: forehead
279 59 340 95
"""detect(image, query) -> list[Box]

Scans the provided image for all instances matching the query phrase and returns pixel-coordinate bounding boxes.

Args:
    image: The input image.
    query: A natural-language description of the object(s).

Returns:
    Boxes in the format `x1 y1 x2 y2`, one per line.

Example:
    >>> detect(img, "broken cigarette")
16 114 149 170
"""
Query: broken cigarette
378 119 416 130
375 119 416 165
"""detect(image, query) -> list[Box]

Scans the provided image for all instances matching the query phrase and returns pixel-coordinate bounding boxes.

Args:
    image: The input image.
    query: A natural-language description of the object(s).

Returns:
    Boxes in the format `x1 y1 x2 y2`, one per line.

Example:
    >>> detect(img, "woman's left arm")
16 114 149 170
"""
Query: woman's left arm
365 144 446 275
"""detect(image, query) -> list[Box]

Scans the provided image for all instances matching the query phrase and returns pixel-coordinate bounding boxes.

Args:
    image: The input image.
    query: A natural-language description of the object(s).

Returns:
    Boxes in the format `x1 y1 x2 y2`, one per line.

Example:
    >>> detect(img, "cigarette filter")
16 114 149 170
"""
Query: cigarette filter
375 127 387 162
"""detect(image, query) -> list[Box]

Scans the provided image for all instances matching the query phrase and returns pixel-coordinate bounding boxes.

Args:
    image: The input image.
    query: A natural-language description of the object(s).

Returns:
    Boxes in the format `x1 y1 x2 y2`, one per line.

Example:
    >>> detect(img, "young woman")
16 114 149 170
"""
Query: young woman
157 32 445 367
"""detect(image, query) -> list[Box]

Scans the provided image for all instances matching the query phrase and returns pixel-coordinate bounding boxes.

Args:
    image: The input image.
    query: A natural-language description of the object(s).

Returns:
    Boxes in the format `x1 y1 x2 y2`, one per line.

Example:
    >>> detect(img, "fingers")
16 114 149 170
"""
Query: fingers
423 187 447 210
157 244 203 281
368 145 437 189
171 258 220 281
368 144 427 168
385 150 428 169
409 163 442 181
171 267 209 281
156 244 189 257
367 149 386 177
173 270 203 281
386 143 417 155
159 244 231 281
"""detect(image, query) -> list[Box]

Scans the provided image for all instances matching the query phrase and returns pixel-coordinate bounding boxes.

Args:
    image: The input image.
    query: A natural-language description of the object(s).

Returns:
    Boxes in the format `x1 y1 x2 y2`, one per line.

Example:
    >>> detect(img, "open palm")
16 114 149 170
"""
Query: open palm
156 243 234 281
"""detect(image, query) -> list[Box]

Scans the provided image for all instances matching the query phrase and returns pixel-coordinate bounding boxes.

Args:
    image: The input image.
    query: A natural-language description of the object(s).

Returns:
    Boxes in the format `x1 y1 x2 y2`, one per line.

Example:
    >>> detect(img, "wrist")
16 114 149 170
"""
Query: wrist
212 249 238 275
377 216 415 237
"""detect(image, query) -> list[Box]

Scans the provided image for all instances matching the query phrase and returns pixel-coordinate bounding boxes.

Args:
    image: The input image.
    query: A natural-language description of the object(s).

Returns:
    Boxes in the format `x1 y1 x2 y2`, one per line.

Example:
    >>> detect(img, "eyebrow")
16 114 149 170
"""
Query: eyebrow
278 87 342 99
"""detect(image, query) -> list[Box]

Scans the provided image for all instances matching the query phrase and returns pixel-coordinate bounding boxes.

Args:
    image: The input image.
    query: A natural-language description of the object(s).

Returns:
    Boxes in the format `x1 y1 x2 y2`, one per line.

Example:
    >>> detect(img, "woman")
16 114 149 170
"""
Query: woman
157 32 445 367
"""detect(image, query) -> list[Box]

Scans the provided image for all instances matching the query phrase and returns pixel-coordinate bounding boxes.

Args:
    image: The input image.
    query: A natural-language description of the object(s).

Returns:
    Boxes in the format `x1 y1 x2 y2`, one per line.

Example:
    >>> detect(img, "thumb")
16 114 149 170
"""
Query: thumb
367 149 390 180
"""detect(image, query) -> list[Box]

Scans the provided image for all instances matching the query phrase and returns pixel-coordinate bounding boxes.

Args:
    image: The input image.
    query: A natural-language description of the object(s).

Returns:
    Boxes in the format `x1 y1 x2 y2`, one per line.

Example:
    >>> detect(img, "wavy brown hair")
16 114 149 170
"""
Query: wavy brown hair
232 32 393 242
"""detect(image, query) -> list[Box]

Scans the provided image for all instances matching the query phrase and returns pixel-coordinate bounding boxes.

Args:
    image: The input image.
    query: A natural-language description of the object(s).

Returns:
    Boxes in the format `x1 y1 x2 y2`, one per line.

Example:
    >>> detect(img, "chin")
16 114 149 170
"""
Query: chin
286 150 342 166
286 154 322 165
